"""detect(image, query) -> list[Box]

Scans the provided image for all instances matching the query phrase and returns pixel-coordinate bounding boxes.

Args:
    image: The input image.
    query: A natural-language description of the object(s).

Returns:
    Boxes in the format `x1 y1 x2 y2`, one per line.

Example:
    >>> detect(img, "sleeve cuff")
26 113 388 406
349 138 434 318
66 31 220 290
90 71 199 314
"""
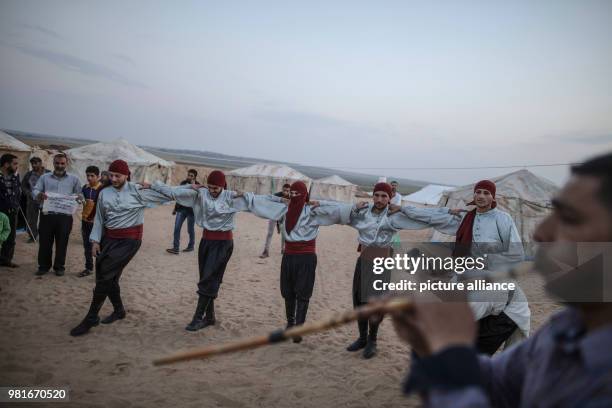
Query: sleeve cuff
403 346 482 395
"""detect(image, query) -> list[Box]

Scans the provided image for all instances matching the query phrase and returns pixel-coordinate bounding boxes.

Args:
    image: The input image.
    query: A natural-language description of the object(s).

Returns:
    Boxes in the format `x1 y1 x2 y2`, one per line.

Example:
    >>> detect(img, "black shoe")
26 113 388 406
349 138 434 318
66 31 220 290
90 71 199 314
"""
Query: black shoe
78 269 92 277
166 248 179 255
182 247 194 252
363 340 378 359
54 269 65 276
346 338 367 352
185 296 212 332
259 251 269 259
70 317 100 336
36 268 49 276
101 309 126 324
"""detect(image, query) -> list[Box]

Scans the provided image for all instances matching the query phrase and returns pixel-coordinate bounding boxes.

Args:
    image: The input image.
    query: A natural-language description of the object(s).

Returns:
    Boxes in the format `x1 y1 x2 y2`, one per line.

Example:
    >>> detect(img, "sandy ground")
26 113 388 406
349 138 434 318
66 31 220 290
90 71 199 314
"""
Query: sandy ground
0 205 559 408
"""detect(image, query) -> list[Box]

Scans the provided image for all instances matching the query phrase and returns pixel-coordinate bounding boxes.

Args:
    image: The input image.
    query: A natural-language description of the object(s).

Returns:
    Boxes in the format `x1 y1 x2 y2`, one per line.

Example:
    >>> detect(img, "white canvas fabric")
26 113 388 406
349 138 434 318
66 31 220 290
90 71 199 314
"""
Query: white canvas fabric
227 163 311 194
404 184 455 206
310 175 357 202
65 139 174 185
431 169 558 244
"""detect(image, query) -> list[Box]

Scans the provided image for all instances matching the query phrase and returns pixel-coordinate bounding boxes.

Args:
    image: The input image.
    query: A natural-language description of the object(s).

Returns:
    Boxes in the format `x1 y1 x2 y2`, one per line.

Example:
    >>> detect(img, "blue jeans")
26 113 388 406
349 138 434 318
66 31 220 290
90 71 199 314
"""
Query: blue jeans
173 210 195 250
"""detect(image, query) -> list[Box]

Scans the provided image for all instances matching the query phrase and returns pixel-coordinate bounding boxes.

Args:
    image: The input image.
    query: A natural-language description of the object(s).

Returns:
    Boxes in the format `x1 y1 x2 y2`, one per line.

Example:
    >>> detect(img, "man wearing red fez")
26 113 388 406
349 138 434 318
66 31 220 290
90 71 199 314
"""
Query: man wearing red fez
338 181 457 359
147 169 287 332
70 160 176 336
401 179 529 355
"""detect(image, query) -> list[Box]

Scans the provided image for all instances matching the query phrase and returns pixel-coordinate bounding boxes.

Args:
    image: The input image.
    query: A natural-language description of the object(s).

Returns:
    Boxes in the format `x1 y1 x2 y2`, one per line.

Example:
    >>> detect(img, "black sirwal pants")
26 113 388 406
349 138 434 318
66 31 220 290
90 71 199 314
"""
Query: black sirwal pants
0 208 18 264
38 213 73 271
95 237 142 295
476 312 518 355
81 221 94 270
352 253 391 341
280 253 317 301
82 237 141 322
197 238 234 298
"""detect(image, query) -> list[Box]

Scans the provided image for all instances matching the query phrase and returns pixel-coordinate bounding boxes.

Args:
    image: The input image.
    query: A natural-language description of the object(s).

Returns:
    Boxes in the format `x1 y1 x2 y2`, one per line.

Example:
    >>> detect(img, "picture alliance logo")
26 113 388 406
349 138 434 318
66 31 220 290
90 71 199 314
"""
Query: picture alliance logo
372 254 487 275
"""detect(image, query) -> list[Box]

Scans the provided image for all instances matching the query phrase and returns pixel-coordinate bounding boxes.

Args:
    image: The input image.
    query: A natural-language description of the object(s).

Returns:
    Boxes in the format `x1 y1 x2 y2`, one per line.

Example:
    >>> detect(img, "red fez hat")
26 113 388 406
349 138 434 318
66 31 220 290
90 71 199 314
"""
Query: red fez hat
207 170 226 188
469 179 497 208
108 160 130 177
373 182 393 197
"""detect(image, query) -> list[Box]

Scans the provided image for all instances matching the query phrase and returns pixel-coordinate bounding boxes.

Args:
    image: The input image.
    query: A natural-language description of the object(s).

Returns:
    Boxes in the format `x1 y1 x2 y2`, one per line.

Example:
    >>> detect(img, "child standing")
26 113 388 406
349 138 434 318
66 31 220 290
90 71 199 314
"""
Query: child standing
78 166 102 277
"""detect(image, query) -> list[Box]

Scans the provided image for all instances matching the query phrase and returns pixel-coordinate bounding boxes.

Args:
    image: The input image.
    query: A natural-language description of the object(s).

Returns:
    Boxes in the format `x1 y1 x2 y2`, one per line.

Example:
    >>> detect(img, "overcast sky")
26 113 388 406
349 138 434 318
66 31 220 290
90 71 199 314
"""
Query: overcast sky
1 0 611 185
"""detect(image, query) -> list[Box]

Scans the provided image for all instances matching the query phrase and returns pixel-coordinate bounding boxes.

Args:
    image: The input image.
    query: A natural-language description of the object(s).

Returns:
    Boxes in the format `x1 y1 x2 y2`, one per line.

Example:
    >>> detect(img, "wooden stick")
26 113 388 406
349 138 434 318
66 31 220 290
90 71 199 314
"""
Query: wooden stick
153 297 412 366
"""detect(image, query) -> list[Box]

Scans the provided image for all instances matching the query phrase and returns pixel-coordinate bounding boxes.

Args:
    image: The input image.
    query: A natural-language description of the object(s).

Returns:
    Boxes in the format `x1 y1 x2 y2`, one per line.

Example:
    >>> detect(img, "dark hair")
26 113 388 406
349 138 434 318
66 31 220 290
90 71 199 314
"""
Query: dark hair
571 152 612 209
283 183 291 189
30 157 42 164
53 153 67 161
1 153 17 166
188 169 198 177
86 165 100 176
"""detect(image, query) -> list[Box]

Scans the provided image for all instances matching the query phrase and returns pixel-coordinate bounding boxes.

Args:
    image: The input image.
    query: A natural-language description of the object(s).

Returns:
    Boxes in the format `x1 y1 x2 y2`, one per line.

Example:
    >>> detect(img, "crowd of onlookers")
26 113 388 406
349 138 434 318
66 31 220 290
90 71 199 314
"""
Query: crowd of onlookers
0 151 201 276
0 152 110 276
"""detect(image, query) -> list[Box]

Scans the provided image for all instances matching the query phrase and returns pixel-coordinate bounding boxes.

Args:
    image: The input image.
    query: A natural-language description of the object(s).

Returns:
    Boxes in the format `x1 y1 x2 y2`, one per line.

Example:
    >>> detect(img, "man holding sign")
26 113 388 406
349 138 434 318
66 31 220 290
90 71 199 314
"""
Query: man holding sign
32 153 82 276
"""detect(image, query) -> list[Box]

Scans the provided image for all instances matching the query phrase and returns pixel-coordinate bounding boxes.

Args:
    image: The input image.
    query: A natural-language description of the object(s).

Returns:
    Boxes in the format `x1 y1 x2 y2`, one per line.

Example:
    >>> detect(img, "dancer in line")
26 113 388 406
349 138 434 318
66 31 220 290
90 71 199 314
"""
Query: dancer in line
148 170 286 331
70 160 175 336
399 180 529 354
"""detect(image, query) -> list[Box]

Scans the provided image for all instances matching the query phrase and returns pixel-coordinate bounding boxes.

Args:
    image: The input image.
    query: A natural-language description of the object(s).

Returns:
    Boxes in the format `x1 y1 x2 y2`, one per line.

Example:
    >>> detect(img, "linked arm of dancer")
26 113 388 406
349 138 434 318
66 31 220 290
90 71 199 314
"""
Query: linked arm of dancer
354 202 466 216
139 181 247 198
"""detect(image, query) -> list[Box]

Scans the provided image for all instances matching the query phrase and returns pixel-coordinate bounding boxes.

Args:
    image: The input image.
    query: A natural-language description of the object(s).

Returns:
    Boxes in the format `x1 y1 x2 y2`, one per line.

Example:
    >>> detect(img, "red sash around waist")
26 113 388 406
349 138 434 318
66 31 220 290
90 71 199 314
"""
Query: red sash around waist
104 224 143 240
284 239 316 255
203 229 233 240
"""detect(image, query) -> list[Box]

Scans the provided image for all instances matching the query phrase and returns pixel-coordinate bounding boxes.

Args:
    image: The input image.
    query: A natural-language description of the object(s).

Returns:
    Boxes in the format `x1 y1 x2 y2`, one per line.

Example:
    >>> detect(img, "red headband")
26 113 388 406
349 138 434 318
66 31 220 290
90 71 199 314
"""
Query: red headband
108 160 130 177
469 179 497 208
373 182 392 198
207 170 226 188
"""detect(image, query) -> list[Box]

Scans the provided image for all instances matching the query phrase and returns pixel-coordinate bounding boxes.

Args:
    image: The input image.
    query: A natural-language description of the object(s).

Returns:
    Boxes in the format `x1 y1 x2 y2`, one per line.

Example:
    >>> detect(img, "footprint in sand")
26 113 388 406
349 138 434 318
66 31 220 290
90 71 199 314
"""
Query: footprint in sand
88 359 102 367
111 362 132 375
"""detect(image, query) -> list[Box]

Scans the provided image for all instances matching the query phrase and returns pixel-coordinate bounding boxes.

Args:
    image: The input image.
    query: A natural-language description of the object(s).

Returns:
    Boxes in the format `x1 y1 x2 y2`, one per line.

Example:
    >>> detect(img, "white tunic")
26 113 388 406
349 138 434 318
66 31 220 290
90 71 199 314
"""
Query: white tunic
263 197 352 242
401 205 530 340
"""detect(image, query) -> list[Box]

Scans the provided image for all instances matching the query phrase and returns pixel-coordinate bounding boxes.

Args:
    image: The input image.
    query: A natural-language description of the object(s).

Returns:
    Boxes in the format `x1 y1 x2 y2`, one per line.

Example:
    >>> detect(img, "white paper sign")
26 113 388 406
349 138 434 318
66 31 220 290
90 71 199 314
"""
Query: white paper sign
43 192 79 215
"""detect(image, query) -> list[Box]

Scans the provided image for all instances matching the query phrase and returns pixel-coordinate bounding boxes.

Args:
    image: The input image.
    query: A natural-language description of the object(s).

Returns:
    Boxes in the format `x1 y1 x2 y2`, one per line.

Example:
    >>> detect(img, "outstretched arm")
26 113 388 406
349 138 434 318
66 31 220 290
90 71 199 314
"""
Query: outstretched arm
231 192 288 221
309 200 353 226
393 205 463 235
148 181 199 208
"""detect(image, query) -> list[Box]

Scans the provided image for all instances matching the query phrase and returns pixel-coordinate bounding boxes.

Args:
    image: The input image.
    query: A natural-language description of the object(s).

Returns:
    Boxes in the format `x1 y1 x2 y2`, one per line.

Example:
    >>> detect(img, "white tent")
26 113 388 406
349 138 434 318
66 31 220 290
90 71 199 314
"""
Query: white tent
65 139 174 184
227 163 311 194
431 169 558 244
310 175 357 202
404 184 455 206
0 130 33 177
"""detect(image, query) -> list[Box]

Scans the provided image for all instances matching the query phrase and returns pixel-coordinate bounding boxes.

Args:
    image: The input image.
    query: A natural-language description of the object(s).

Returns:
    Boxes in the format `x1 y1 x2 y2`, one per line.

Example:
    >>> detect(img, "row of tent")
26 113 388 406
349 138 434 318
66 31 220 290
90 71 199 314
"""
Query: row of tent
0 131 358 201
1 130 558 241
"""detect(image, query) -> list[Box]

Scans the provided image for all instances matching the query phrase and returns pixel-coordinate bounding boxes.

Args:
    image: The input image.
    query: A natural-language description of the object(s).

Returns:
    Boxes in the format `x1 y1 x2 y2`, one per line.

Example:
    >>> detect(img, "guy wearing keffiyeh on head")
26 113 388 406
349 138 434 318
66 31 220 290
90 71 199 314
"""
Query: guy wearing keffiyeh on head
148 169 288 332
70 160 176 336
400 179 529 355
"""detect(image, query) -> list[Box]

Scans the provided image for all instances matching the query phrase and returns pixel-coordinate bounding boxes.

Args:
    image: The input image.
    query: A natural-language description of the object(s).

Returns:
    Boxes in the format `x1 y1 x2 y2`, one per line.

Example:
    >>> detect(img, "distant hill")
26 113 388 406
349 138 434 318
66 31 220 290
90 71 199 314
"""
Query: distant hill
4 129 431 194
